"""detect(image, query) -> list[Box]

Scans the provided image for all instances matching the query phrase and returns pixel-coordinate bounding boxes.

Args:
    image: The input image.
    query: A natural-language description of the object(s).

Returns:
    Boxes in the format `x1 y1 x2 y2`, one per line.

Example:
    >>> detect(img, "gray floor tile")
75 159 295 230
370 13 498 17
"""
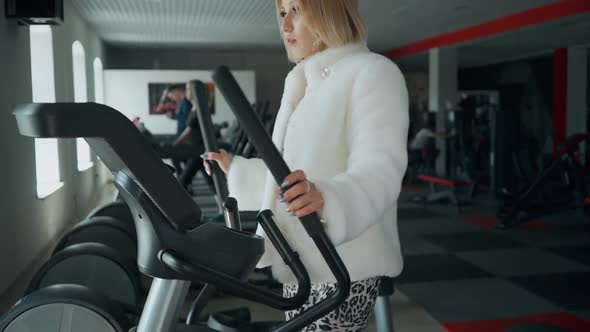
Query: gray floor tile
398 278 563 322
398 254 493 284
398 207 445 220
421 232 528 252
398 218 480 237
562 223 590 235
548 246 590 267
401 236 448 255
510 272 590 311
575 309 590 322
500 229 590 247
457 248 590 277
540 211 589 226
366 290 446 332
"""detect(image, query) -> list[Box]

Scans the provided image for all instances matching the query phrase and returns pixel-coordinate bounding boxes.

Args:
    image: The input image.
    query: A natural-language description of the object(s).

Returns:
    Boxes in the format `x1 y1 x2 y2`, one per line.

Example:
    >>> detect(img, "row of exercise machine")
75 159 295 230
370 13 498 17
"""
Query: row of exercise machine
0 67 394 332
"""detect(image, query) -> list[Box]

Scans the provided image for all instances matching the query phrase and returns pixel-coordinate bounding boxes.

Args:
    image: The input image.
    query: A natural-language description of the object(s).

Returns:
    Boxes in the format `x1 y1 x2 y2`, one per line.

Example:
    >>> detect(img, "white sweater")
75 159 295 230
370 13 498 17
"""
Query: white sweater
227 43 409 284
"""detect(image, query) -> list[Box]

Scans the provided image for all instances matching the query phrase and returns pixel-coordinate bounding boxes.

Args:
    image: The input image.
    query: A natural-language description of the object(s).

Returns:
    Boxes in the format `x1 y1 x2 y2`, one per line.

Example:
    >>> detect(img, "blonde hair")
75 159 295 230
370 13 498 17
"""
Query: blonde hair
276 0 367 48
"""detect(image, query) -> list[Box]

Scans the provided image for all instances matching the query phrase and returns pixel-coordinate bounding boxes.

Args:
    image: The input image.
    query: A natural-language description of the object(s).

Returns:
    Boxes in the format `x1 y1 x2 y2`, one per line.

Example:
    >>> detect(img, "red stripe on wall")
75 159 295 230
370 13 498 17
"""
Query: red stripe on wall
385 0 590 59
553 48 568 150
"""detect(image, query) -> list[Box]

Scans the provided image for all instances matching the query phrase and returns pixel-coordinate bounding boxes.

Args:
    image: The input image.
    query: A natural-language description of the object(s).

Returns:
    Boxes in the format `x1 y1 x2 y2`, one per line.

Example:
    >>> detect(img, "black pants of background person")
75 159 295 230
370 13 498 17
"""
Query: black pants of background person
155 140 214 193
172 159 185 178
179 140 233 190
178 156 214 191
175 143 214 193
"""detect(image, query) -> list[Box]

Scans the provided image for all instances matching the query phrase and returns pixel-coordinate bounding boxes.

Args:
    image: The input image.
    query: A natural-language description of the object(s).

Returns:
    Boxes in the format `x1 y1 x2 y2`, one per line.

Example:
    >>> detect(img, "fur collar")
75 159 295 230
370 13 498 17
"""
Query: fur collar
282 42 370 107
274 42 370 154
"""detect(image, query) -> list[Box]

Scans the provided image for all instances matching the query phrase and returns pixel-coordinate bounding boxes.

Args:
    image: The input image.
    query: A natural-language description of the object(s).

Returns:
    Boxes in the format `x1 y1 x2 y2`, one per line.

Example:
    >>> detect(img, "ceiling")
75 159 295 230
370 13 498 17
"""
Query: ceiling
397 10 590 70
71 0 590 68
459 11 590 67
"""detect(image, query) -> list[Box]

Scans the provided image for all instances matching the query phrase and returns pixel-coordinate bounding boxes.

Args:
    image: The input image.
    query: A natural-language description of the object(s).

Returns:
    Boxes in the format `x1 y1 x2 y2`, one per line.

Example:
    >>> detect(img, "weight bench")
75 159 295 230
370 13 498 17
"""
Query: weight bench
416 174 477 211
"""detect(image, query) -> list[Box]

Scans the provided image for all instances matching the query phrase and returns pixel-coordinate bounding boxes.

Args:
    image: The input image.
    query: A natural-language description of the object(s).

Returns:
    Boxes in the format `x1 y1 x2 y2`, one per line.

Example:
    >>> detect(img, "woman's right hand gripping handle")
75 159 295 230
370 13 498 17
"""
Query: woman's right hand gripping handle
202 149 233 176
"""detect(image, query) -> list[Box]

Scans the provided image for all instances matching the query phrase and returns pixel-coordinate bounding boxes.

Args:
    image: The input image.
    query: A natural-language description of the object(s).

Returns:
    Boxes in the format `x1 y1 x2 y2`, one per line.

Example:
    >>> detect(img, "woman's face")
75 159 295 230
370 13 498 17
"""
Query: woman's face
279 0 319 63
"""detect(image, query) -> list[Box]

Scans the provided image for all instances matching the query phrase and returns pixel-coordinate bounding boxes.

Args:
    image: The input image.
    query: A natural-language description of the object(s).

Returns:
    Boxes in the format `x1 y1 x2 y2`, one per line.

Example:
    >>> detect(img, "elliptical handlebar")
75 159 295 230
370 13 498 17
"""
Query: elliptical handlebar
213 65 351 332
13 103 201 233
190 77 314 307
190 80 230 204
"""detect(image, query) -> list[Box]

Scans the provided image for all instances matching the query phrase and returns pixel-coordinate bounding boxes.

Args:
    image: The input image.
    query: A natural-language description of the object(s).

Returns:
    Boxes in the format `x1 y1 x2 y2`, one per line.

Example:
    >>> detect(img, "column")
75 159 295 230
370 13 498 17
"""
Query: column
429 47 458 175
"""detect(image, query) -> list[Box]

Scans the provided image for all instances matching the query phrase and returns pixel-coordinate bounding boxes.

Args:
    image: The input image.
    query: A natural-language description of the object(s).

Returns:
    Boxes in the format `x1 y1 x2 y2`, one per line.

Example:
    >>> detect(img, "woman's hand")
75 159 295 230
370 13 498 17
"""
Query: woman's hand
202 149 233 176
278 170 324 218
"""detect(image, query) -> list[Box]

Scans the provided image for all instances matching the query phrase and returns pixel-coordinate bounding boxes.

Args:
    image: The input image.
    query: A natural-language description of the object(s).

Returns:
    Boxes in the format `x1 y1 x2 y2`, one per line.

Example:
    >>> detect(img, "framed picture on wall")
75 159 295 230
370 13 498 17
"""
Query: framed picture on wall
148 82 184 115
205 82 216 115
148 82 216 115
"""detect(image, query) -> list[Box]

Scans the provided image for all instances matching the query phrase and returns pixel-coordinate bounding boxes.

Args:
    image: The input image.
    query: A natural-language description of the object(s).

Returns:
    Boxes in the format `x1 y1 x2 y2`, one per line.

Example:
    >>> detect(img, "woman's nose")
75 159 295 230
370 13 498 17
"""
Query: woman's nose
282 13 293 32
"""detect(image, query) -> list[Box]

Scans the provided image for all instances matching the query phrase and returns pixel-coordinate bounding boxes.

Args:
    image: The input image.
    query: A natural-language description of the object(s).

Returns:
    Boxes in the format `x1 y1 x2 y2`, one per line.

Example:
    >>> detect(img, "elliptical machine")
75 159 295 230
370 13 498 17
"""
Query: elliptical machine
3 75 351 331
193 73 398 331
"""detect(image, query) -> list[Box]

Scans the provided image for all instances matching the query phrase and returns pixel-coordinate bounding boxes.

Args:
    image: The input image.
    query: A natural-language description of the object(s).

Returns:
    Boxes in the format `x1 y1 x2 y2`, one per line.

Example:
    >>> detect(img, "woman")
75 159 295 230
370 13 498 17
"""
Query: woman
204 0 408 330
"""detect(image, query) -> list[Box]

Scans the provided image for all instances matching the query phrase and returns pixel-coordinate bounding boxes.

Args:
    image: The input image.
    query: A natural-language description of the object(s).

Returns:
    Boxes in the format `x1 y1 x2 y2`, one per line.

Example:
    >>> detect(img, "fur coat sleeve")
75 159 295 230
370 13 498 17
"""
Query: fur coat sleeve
226 156 267 211
313 58 409 246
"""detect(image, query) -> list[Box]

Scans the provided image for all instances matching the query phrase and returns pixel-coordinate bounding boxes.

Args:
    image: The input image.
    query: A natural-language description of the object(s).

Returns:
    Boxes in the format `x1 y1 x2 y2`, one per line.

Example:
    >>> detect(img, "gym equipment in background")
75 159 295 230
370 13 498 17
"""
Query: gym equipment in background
51 216 136 258
86 201 136 239
497 133 589 229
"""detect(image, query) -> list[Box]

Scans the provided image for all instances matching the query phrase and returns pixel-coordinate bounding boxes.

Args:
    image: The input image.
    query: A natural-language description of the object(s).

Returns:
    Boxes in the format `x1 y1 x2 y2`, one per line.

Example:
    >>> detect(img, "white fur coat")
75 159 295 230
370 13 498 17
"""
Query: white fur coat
227 43 409 284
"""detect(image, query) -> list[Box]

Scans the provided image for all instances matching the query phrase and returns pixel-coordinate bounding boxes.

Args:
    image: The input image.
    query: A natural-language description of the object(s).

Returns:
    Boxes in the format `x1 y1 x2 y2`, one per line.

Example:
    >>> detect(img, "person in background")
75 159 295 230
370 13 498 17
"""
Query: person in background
173 82 213 192
154 83 194 174
154 83 191 135
409 114 456 150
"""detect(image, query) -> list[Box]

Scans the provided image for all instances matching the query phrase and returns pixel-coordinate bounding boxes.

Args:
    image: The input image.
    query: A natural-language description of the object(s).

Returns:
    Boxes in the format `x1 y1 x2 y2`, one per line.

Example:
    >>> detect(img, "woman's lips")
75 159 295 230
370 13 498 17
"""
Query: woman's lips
287 38 297 45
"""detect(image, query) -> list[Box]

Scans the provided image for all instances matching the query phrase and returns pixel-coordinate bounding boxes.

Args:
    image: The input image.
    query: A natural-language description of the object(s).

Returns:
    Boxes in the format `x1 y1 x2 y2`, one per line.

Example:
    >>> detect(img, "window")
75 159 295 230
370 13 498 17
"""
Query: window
72 41 93 171
93 58 104 104
92 58 105 165
30 25 62 199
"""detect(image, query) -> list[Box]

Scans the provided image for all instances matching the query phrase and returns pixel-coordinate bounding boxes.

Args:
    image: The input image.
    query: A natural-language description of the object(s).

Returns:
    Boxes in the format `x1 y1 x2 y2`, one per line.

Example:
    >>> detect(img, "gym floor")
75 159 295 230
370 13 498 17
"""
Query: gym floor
394 186 590 331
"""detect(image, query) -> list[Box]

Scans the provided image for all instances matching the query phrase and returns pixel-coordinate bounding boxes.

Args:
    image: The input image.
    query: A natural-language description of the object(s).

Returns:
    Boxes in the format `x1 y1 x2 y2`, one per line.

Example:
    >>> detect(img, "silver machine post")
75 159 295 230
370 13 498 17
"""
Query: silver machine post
136 278 191 332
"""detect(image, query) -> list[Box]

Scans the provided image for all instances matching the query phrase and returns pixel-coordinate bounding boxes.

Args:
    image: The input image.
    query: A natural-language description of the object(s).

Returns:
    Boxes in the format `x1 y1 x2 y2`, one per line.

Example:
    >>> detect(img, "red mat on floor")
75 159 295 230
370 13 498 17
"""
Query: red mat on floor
442 312 590 332
459 215 553 230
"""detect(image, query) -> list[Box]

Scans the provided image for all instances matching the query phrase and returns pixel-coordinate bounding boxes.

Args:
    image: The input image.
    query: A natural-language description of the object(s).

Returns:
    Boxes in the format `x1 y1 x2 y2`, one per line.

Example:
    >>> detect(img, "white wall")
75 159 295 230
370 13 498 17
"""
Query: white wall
0 0 106 310
105 46 292 117
104 70 256 134
52 1 109 215
405 71 429 111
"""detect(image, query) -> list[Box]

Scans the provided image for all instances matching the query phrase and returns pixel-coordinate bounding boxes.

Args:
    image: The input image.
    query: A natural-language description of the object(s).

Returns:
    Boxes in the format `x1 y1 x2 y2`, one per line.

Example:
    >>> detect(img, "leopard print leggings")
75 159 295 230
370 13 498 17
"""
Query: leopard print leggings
283 277 380 332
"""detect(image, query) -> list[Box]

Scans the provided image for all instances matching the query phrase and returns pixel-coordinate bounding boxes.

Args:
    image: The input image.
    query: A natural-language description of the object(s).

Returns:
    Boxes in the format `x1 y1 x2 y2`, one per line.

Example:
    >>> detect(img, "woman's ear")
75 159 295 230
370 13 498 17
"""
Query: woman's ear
311 33 326 53
312 39 321 53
